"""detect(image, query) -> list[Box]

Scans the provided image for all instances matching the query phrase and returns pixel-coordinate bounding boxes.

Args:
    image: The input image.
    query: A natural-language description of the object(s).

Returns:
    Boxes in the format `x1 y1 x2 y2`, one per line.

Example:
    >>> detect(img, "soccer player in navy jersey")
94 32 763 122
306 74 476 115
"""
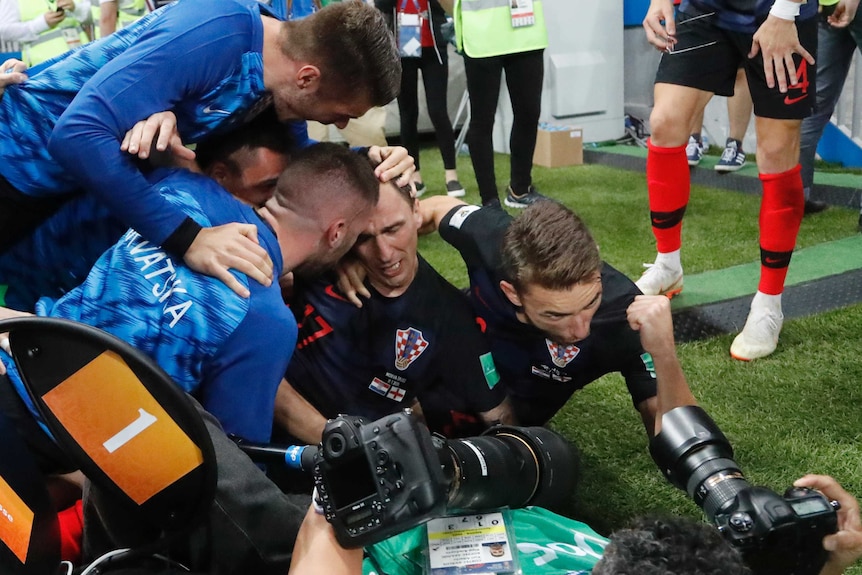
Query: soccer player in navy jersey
417 197 659 437
275 180 515 444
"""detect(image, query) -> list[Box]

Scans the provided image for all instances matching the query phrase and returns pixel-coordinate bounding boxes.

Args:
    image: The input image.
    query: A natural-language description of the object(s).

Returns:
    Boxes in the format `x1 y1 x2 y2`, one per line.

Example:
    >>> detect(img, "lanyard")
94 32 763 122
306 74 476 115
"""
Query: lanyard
398 0 421 16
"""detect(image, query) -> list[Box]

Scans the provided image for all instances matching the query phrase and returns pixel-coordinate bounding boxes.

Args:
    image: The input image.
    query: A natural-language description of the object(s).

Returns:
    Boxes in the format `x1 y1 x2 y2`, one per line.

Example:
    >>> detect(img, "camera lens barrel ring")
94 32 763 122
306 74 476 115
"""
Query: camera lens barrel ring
492 431 541 501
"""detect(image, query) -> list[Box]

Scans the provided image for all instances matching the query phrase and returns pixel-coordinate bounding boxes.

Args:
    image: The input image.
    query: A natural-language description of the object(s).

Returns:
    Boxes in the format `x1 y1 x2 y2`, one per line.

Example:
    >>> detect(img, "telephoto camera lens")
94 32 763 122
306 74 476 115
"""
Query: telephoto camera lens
435 425 578 513
650 405 749 520
650 406 839 575
234 412 580 549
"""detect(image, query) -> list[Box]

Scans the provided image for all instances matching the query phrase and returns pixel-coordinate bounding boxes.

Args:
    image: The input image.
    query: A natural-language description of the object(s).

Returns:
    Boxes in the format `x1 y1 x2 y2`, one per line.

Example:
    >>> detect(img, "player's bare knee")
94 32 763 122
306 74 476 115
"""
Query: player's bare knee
648 106 690 147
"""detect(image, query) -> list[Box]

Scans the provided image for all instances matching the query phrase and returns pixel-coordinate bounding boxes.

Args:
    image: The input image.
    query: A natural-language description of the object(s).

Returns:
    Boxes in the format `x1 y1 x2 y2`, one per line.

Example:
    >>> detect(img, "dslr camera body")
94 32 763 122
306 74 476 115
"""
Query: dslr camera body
651 406 838 575
311 409 578 548
313 411 448 548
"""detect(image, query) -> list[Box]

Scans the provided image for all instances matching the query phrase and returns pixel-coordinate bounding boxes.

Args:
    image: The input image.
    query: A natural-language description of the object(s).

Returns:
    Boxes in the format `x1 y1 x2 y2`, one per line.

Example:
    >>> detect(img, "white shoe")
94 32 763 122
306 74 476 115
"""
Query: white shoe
635 260 684 297
686 135 705 166
730 300 784 361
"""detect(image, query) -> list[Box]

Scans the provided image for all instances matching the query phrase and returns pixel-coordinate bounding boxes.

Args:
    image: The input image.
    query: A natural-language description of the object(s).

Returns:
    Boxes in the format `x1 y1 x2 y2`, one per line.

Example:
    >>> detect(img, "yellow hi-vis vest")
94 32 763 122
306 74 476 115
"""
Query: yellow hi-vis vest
454 0 547 58
18 0 89 66
90 0 146 39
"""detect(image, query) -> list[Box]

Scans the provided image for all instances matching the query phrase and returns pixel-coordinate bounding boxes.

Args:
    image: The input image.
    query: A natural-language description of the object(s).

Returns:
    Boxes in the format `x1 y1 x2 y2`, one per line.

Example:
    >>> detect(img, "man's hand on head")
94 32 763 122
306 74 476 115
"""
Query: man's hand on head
121 111 196 165
184 224 274 298
367 146 415 187
335 257 369 308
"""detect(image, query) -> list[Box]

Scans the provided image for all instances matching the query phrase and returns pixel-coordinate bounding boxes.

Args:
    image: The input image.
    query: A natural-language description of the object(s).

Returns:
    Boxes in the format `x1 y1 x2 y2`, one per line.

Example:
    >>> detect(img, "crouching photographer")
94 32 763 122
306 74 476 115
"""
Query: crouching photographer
593 473 862 575
610 295 862 575
593 296 862 575
648 404 853 575
277 295 862 575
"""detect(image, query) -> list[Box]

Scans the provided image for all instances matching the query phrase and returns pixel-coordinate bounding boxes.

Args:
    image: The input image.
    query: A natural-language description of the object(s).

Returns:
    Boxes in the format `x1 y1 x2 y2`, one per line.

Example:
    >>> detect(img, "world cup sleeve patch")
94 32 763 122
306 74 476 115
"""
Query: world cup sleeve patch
640 352 657 379
448 205 481 230
480 352 500 389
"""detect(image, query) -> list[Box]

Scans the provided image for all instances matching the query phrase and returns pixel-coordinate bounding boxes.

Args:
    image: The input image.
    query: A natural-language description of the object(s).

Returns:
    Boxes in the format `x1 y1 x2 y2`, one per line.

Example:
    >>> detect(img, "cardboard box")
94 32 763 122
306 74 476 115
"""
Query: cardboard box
533 125 583 168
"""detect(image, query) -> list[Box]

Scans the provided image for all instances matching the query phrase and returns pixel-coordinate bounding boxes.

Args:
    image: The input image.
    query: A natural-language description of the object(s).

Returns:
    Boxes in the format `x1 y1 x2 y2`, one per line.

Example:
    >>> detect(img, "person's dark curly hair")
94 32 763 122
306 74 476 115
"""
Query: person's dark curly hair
592 515 750 575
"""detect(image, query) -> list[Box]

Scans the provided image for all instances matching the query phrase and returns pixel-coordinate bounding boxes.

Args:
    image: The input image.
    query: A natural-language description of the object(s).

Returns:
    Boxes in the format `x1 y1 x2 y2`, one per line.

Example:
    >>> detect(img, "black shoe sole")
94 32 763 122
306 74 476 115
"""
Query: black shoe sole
803 200 828 216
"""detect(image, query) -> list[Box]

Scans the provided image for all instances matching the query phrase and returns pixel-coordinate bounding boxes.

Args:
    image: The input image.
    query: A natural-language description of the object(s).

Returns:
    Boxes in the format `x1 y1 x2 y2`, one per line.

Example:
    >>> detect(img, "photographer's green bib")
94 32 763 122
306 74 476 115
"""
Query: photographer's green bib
363 507 607 575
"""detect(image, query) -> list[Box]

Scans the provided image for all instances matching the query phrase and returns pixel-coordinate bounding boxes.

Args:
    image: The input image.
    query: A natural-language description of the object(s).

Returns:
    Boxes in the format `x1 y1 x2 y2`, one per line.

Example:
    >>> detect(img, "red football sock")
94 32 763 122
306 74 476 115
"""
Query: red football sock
758 165 804 295
647 139 690 253
58 499 84 565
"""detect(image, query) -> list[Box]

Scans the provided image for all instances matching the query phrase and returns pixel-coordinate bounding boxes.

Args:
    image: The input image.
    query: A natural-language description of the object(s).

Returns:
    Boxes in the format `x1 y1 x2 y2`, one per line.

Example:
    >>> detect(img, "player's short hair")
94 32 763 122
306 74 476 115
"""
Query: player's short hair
281 2 401 107
387 180 415 207
195 107 293 174
501 200 601 293
274 142 379 218
593 515 750 575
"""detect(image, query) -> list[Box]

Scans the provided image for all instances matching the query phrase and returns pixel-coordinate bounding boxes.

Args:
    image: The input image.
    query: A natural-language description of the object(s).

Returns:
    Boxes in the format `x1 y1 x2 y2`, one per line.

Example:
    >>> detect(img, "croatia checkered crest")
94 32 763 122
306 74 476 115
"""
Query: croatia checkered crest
545 339 580 368
395 327 429 370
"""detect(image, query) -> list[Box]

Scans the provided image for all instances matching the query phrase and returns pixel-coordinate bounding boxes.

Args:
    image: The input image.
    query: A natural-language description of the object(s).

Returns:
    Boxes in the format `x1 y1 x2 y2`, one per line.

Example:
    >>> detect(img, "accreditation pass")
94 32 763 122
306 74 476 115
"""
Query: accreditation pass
426 512 516 575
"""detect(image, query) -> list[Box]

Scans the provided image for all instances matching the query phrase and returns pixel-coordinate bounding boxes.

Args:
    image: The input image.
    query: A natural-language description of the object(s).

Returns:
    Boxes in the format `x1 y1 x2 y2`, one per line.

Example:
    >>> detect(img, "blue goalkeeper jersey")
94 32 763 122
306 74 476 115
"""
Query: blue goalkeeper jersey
0 196 122 311
0 0 310 249
1 168 297 443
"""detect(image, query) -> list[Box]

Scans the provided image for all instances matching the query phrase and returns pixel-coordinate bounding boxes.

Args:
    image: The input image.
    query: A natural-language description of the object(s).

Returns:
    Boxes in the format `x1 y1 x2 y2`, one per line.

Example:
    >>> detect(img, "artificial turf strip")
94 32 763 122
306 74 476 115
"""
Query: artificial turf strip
672 268 862 342
675 235 862 308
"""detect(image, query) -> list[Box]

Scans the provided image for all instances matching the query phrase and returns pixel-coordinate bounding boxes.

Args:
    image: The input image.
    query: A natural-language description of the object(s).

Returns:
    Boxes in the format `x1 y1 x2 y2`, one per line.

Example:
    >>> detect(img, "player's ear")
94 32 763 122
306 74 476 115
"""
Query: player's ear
208 161 230 187
499 280 522 307
326 218 347 249
296 64 322 92
411 197 422 228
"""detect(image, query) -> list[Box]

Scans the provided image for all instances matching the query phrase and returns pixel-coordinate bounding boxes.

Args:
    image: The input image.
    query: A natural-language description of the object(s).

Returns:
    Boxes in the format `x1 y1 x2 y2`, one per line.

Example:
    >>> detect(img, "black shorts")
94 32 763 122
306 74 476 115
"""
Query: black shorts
655 8 818 120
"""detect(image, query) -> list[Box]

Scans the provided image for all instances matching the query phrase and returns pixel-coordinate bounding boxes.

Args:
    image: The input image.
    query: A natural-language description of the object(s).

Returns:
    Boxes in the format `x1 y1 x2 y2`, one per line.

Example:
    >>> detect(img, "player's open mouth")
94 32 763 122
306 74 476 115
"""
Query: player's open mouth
381 261 401 277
